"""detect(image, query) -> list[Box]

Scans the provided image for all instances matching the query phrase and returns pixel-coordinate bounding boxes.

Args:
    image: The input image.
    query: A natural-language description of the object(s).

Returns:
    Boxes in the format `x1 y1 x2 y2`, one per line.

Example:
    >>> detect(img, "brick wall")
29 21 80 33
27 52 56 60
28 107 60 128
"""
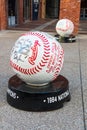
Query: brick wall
59 0 81 35
0 0 7 30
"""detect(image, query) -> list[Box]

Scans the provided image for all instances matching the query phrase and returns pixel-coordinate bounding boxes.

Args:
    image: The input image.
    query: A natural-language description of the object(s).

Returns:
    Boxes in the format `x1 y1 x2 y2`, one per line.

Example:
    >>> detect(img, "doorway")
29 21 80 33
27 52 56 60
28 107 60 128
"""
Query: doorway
46 0 60 18
80 0 87 20
8 0 18 26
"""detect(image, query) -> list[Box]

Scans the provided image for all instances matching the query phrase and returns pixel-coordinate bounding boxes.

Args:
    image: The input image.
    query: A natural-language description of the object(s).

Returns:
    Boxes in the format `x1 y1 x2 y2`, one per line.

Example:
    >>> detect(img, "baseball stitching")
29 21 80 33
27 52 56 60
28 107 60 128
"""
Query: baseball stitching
53 49 64 80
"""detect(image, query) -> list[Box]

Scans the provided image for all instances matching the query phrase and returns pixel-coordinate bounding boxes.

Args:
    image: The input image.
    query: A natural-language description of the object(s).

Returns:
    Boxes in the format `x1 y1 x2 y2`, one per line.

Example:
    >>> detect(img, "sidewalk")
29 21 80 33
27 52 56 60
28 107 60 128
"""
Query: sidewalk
0 29 87 129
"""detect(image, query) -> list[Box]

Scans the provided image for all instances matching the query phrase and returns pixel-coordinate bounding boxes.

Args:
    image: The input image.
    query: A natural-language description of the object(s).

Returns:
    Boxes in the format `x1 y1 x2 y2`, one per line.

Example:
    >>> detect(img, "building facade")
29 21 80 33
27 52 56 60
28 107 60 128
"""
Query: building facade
0 0 87 34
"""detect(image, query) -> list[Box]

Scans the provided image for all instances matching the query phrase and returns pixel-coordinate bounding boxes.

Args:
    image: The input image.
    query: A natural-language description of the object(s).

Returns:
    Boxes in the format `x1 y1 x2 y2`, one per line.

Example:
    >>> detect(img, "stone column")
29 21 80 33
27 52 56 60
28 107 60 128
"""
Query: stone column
0 0 7 30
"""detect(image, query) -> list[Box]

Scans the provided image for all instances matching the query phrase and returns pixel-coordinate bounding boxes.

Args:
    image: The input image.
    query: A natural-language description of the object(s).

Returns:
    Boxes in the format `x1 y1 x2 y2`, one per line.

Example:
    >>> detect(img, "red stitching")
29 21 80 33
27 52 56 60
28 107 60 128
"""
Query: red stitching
52 47 64 79
41 59 48 64
44 47 50 51
43 53 50 57
42 56 49 61
44 51 50 54
39 62 45 67
28 69 31 75
35 66 40 72
37 65 42 70
30 69 34 75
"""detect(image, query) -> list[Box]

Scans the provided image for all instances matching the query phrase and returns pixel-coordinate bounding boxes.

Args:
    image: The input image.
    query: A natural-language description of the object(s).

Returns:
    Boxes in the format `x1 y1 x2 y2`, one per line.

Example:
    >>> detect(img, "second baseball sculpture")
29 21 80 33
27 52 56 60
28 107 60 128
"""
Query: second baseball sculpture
55 19 76 43
7 31 71 111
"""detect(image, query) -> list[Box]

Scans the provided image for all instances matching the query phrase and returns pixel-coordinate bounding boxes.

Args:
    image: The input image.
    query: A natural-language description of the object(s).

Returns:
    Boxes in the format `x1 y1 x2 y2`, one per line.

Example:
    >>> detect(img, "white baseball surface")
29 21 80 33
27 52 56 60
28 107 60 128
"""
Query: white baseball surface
56 19 74 37
10 31 64 86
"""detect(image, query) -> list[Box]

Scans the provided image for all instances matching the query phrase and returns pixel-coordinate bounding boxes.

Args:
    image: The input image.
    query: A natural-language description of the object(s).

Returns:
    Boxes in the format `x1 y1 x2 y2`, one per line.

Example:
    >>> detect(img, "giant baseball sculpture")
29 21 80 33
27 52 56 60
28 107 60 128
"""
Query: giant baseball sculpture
10 31 64 86
55 19 75 42
7 31 71 111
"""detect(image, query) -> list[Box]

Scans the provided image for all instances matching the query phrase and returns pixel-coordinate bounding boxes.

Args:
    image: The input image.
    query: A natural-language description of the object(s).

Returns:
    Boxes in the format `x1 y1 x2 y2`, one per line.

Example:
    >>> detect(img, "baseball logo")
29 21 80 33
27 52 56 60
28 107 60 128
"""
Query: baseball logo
56 19 74 37
10 31 64 86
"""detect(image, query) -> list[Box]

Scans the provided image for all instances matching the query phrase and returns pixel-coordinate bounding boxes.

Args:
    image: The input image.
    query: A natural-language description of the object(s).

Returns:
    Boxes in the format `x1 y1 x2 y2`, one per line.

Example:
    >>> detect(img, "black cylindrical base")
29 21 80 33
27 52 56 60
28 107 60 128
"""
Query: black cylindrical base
7 75 71 111
55 34 76 43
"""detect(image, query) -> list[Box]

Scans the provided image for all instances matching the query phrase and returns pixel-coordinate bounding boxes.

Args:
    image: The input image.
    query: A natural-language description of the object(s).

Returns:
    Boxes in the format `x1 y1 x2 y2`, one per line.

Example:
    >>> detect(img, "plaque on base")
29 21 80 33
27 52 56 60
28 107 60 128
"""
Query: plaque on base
7 75 71 112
